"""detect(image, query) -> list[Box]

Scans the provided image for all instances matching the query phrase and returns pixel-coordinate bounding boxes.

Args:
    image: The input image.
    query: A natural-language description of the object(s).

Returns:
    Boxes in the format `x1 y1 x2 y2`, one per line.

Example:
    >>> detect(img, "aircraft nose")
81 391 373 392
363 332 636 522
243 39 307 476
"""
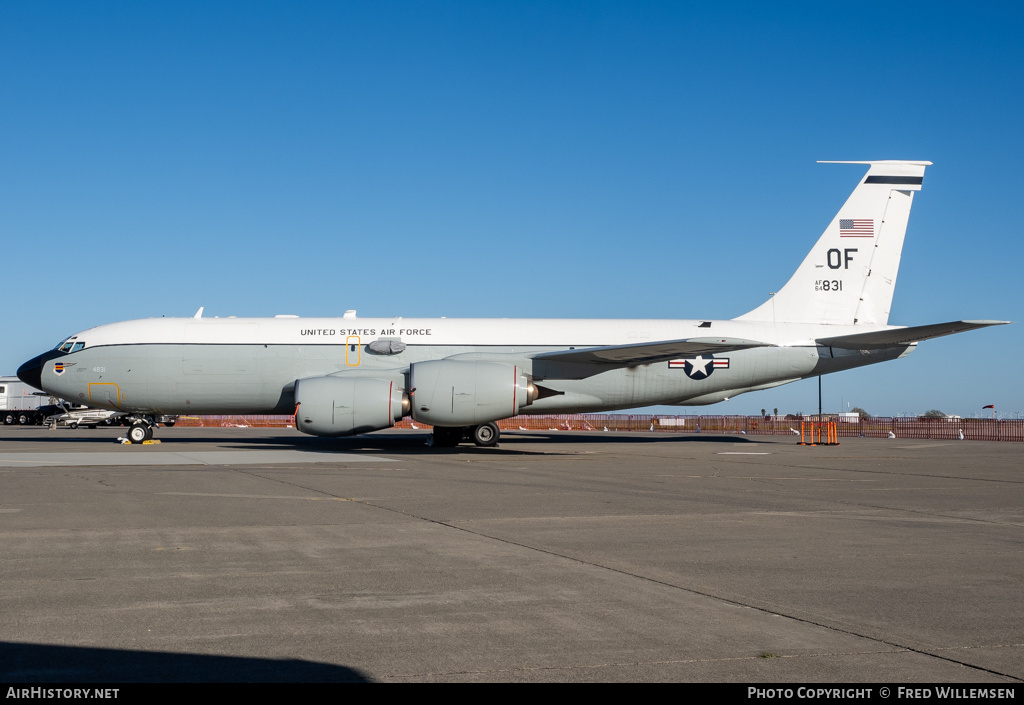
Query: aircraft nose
17 350 62 390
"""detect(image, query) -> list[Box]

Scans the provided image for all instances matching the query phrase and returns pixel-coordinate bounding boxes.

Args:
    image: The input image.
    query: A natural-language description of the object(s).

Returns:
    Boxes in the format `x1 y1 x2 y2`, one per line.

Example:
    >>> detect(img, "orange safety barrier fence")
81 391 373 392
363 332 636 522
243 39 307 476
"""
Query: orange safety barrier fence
171 414 1024 441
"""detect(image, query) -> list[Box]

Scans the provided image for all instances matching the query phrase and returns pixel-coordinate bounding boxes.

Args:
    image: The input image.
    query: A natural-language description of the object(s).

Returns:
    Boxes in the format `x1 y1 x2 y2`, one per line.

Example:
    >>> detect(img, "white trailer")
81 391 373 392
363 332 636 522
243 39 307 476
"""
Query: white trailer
0 376 62 425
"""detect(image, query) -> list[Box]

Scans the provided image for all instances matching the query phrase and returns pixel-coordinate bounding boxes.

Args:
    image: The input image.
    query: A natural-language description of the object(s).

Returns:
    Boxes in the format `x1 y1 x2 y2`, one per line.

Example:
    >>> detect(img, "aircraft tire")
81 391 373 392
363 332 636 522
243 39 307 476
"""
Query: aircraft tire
472 422 499 447
432 426 464 447
69 422 79 429
128 423 152 444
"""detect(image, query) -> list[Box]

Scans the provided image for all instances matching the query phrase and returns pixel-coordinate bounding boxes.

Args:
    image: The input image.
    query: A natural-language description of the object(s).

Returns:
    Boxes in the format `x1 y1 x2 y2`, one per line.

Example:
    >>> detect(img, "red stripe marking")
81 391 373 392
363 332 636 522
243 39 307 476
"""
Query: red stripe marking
512 366 517 414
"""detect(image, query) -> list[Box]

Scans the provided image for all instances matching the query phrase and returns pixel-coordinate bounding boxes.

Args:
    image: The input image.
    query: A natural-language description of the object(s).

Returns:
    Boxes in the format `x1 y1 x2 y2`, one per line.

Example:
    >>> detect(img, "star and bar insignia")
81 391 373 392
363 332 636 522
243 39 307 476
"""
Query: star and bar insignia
668 355 729 380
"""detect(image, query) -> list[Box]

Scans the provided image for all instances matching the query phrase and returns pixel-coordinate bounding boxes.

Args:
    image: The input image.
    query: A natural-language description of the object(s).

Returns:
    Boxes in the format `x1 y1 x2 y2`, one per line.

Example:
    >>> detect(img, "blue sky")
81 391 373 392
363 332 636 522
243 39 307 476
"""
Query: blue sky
2 1 1021 418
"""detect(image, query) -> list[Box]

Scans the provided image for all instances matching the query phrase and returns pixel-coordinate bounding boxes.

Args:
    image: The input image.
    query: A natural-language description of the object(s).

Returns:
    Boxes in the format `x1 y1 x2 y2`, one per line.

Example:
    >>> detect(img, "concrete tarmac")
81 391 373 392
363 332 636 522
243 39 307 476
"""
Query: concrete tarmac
0 426 1021 683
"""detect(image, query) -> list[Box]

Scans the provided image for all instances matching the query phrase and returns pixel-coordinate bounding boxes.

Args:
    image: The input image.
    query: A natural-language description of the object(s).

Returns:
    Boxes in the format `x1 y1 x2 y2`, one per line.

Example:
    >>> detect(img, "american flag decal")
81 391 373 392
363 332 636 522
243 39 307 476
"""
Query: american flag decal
840 219 873 237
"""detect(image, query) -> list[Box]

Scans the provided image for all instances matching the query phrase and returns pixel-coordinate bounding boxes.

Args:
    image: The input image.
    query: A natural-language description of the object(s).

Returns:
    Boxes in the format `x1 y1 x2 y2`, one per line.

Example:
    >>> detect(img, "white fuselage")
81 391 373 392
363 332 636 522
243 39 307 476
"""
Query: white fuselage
29 315 911 416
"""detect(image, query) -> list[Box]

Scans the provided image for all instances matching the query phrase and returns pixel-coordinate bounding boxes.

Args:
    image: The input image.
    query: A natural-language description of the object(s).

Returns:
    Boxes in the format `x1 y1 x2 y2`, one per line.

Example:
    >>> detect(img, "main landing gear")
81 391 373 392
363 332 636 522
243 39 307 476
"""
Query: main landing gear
430 422 500 448
471 422 499 447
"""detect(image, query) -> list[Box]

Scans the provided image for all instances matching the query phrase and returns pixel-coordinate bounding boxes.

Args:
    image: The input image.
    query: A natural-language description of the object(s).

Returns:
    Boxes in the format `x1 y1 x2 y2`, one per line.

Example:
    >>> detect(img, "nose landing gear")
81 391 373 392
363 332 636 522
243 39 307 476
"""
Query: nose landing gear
127 421 154 444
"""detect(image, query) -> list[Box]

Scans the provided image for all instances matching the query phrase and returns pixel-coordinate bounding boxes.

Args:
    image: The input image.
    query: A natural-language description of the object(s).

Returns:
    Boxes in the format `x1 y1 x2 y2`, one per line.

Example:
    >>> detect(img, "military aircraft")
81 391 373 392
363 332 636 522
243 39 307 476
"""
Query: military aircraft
18 161 1008 447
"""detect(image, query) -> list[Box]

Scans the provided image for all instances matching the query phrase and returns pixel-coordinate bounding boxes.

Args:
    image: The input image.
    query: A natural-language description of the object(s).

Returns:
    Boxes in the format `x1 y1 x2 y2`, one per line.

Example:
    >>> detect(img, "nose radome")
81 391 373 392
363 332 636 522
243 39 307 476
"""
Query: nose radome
17 350 62 390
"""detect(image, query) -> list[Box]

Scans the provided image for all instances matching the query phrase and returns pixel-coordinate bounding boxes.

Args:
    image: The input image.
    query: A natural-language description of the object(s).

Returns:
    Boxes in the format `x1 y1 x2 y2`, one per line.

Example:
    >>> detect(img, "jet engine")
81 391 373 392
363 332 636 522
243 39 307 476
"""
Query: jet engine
294 376 407 437
410 360 536 426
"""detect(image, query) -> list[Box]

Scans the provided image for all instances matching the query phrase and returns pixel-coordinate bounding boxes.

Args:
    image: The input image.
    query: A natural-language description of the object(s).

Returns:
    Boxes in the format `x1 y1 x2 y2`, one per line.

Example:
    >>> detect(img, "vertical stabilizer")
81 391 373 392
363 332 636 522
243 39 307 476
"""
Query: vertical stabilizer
736 161 931 326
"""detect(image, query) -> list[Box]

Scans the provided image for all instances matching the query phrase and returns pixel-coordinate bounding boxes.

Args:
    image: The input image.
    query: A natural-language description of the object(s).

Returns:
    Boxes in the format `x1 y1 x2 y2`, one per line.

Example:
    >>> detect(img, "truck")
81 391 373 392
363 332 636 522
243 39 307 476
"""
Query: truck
0 376 63 425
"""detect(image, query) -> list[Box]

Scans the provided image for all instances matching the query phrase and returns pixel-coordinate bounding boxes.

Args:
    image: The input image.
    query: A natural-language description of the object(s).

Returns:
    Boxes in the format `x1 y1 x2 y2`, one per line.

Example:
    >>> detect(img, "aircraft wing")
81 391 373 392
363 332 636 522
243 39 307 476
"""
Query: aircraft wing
816 320 1010 350
530 337 771 378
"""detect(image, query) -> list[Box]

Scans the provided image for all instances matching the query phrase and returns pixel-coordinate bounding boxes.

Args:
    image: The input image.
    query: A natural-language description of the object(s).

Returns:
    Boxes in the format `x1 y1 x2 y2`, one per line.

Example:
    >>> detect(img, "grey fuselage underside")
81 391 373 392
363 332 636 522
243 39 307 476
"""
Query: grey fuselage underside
44 343 909 416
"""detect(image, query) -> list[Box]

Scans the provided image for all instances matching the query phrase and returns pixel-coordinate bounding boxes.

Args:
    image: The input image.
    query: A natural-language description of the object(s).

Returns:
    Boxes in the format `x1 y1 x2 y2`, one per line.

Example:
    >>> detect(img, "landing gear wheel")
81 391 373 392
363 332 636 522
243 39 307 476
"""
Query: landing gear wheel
128 423 153 444
472 422 500 447
431 426 464 448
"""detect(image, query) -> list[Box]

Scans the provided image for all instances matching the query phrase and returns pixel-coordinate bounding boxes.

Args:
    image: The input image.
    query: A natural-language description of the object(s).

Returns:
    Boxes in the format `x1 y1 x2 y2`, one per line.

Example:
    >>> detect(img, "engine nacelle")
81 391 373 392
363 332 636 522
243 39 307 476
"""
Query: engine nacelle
410 359 535 426
294 376 407 437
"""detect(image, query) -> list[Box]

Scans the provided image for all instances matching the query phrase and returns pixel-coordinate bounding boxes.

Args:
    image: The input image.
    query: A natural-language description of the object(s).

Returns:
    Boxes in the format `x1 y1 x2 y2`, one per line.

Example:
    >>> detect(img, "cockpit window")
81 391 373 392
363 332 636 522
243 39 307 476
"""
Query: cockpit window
55 338 84 353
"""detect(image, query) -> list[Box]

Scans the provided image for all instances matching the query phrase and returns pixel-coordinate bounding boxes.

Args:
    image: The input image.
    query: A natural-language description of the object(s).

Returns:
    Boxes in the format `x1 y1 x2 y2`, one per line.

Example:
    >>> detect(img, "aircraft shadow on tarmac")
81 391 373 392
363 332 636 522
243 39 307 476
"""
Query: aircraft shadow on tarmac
223 431 769 455
2 427 768 455
0 641 371 683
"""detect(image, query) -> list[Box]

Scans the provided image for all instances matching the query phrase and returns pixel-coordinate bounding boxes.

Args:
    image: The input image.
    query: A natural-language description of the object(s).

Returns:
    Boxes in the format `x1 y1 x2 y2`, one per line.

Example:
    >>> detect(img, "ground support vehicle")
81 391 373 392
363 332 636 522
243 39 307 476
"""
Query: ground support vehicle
44 407 127 429
0 376 62 425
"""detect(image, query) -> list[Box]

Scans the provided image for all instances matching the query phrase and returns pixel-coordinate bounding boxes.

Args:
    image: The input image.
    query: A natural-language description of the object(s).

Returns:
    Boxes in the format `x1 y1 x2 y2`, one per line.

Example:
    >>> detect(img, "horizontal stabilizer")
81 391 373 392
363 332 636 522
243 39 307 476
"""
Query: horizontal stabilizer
531 337 771 367
816 320 1010 349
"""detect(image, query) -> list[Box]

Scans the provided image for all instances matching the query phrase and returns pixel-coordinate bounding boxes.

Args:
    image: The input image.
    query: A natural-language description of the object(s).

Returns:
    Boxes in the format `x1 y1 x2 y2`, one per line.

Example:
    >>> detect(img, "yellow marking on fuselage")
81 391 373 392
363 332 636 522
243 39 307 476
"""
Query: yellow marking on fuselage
88 382 121 408
346 336 361 366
